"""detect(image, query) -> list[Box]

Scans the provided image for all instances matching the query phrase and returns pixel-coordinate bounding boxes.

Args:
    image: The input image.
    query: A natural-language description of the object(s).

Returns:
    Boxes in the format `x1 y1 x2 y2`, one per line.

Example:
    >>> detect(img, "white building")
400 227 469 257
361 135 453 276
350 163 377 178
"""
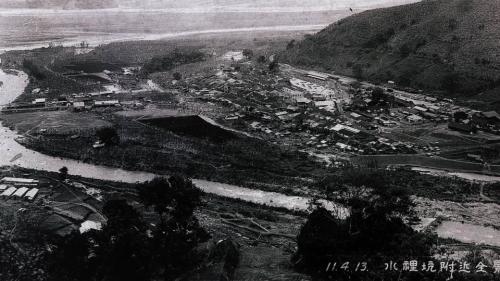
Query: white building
13 187 29 198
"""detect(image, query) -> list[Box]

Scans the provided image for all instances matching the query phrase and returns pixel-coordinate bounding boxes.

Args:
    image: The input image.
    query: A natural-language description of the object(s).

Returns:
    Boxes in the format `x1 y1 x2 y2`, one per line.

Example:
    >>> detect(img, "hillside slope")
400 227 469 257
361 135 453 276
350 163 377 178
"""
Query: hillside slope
283 0 500 104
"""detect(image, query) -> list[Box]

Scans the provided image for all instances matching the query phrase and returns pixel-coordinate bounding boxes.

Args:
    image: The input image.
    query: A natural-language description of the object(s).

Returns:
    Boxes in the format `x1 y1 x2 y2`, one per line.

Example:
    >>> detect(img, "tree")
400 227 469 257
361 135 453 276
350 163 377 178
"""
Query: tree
138 176 209 280
399 43 412 57
59 166 68 180
138 176 202 220
442 72 461 94
96 127 119 146
293 169 436 279
48 200 153 281
454 111 468 122
47 232 95 281
22 59 46 80
269 60 280 73
352 64 364 79
242 49 254 59
94 200 153 281
172 72 182 81
371 87 386 103
286 39 296 50
257 55 266 64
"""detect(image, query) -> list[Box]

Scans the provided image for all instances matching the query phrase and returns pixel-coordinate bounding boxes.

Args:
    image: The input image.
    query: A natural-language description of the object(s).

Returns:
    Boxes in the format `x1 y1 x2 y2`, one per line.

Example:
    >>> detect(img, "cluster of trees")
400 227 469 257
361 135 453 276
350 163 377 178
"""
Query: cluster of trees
293 169 434 280
96 127 120 146
22 59 46 80
47 175 209 281
293 168 500 280
143 50 205 75
0 175 209 281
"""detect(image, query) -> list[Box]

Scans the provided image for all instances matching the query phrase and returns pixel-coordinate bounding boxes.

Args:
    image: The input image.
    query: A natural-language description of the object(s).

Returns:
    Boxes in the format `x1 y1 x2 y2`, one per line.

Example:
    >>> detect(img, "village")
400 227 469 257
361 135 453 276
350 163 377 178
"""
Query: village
0 168 106 237
3 49 500 167
0 34 500 281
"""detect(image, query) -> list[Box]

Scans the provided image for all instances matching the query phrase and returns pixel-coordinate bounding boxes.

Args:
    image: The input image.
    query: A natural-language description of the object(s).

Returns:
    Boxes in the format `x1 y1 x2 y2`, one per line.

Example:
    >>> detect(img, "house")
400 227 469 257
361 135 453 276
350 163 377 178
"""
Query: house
72 101 85 110
413 106 428 113
467 154 483 163
282 88 303 99
306 71 330 81
13 187 29 198
94 100 120 107
448 122 477 134
312 95 327 101
482 111 500 121
350 112 362 119
24 188 39 201
407 114 423 123
332 124 360 134
296 97 311 107
314 100 336 110
32 98 46 105
1 187 17 197
336 142 352 150
1 177 39 185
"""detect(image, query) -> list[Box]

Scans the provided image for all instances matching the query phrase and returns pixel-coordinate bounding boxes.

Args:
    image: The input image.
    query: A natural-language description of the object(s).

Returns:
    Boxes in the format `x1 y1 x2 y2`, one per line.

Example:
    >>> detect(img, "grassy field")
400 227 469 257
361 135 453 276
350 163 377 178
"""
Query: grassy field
0 111 111 135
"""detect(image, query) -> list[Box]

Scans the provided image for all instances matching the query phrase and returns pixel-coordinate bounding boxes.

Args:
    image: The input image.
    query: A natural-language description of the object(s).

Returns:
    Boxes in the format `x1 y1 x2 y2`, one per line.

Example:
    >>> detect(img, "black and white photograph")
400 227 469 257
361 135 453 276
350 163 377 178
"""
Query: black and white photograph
0 0 499 280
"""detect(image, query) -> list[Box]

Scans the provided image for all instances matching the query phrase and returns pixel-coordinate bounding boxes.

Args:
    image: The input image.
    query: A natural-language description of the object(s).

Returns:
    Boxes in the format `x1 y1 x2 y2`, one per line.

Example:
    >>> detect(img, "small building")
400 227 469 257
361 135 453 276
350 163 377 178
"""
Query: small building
13 187 29 198
32 98 46 105
306 71 330 81
336 142 352 150
314 100 335 109
94 100 120 107
296 97 311 107
1 187 17 197
448 122 477 134
482 111 500 121
72 101 85 110
1 177 39 185
413 106 428 112
350 112 362 119
24 188 39 201
407 114 423 123
467 154 483 163
332 124 360 134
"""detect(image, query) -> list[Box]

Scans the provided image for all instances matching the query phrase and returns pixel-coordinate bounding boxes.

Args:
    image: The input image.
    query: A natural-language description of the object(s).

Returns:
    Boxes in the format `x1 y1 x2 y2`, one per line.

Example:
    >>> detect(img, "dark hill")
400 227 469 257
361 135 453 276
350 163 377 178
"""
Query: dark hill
282 0 500 108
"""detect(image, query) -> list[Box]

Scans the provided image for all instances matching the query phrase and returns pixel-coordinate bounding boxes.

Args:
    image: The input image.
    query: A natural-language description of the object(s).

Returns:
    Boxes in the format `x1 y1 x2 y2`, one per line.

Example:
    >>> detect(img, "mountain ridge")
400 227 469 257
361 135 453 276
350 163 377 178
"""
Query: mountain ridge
0 0 419 11
282 0 500 107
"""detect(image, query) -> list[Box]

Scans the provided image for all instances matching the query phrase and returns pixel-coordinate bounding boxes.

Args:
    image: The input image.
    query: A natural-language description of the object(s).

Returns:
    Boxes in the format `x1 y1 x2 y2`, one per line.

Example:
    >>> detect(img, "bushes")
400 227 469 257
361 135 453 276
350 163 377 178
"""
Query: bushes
48 176 209 281
22 59 46 80
143 50 205 75
96 127 119 146
294 169 436 280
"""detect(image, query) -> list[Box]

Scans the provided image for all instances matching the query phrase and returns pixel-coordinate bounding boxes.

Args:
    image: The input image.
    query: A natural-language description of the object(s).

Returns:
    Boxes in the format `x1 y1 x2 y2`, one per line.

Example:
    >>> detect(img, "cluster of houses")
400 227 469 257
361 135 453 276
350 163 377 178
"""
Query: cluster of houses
0 177 39 201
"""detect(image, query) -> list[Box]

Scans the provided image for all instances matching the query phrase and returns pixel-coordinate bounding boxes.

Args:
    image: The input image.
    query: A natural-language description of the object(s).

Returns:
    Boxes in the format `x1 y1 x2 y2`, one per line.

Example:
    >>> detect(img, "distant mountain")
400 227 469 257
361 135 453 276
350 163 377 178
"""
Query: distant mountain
283 0 500 101
0 0 419 11
0 0 118 9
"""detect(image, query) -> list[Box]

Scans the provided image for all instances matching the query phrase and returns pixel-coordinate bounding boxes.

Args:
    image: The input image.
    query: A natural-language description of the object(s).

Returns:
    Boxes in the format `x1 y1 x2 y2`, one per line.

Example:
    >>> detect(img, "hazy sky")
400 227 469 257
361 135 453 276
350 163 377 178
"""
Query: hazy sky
0 0 420 11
